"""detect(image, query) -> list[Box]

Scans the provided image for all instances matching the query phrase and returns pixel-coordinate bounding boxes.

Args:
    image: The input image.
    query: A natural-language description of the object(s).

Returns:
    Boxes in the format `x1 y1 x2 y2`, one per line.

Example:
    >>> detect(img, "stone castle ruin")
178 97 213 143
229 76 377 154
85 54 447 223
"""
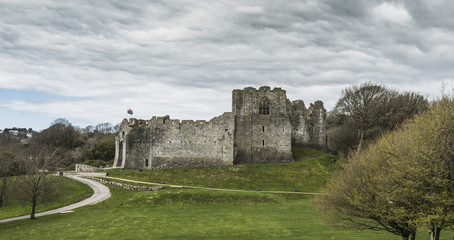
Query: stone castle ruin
114 86 326 170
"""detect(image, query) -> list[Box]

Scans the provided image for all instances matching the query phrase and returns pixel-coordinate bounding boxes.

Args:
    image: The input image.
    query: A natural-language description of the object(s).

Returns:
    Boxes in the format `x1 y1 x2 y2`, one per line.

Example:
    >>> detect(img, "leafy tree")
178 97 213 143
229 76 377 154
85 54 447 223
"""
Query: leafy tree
315 137 418 240
87 138 115 162
389 97 454 240
33 118 82 150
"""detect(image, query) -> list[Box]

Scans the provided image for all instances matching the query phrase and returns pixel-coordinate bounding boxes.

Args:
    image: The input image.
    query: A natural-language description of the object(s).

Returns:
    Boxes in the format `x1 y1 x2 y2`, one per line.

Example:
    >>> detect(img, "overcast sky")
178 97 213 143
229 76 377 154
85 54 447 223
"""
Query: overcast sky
1 0 453 131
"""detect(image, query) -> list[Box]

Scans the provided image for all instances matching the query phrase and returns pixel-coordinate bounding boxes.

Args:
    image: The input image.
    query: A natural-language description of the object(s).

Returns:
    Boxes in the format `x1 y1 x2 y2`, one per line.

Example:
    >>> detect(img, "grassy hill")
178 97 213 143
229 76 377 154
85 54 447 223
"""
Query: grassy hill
105 147 337 193
1 147 451 239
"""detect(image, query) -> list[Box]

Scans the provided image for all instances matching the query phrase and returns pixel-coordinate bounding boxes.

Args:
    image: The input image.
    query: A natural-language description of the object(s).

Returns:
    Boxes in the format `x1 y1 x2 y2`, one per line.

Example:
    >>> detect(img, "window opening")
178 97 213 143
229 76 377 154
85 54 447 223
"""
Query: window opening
262 126 265 132
145 159 149 167
259 97 270 115
262 139 265 146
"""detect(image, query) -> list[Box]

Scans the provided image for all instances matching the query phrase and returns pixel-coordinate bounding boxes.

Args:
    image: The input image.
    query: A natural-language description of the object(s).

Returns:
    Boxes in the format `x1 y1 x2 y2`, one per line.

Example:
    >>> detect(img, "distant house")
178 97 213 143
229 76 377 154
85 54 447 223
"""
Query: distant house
2 127 33 141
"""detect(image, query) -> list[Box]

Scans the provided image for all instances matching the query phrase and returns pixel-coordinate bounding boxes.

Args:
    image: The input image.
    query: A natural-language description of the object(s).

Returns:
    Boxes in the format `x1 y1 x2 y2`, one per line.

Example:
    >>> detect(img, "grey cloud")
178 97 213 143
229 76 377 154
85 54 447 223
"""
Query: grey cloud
0 0 453 127
404 0 454 31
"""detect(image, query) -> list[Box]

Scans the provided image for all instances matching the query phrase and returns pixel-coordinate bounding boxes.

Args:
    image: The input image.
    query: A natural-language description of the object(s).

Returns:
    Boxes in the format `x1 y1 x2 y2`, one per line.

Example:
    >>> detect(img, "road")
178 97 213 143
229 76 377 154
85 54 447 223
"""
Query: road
0 175 111 223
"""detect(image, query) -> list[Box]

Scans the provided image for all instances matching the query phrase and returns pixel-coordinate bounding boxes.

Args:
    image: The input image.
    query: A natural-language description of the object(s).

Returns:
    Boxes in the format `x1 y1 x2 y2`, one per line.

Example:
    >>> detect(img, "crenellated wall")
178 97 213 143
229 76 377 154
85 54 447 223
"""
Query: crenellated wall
114 113 235 170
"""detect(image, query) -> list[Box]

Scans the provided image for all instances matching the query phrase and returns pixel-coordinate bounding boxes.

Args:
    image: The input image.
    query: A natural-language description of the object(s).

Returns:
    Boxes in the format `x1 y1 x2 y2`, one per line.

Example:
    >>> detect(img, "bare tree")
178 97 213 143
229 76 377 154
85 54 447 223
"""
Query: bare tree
18 149 59 219
331 83 428 153
333 83 389 151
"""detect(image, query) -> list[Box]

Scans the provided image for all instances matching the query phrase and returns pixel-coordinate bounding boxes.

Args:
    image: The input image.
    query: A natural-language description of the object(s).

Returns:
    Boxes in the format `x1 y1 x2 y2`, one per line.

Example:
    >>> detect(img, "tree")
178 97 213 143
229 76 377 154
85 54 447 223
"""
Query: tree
333 83 389 150
378 91 428 130
34 118 82 150
87 137 115 162
31 119 83 168
18 149 60 219
329 83 428 153
315 136 418 240
326 112 358 154
317 97 454 240
389 97 454 240
95 123 114 134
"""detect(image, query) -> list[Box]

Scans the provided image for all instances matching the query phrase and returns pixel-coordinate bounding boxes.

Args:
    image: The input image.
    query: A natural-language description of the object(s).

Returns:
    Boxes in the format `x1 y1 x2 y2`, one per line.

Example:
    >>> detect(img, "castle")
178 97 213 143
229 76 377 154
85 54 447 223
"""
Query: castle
114 86 326 170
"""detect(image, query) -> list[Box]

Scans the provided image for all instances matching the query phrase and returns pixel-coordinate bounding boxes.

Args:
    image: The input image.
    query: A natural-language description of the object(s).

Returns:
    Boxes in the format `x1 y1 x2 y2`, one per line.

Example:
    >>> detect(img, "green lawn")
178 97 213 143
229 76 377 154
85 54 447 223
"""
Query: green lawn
1 147 452 239
0 187 402 240
0 176 93 220
1 186 452 240
104 147 338 192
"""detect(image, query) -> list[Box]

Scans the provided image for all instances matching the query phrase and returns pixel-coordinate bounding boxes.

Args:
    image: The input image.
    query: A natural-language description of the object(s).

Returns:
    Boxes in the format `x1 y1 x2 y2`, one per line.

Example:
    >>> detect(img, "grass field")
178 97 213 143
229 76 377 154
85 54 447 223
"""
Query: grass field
0 176 93 220
104 147 337 193
0 147 453 239
0 187 401 240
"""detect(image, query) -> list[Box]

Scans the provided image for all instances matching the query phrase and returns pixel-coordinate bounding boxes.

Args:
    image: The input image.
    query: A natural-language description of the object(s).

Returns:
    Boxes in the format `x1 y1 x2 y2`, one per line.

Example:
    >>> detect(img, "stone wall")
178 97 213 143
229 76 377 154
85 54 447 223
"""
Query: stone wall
114 112 235 170
290 100 327 150
75 164 102 172
82 176 163 191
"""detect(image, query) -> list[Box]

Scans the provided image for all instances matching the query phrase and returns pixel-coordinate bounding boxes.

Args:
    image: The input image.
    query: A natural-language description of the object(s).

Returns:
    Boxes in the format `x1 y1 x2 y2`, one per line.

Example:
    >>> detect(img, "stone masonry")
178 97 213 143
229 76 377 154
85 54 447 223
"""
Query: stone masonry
114 86 326 170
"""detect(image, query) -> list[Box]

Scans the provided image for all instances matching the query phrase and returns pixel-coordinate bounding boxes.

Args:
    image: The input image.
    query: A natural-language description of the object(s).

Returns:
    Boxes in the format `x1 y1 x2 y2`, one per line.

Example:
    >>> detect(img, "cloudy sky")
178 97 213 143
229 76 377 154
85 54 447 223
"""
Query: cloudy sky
1 0 453 131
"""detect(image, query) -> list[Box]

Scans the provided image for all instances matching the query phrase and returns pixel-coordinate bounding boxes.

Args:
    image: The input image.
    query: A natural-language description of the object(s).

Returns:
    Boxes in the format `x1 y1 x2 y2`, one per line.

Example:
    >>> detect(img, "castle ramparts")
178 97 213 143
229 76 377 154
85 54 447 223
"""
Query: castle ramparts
114 86 326 170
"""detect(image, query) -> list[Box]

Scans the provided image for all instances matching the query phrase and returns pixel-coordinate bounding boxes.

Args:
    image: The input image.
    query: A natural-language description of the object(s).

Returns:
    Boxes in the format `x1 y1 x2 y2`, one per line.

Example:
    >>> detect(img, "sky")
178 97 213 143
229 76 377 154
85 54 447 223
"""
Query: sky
1 0 454 131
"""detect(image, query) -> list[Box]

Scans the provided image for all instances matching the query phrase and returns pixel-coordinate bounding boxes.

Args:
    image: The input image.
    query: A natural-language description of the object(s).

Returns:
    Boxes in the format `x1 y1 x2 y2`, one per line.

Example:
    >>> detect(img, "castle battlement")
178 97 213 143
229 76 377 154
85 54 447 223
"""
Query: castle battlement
114 86 326 170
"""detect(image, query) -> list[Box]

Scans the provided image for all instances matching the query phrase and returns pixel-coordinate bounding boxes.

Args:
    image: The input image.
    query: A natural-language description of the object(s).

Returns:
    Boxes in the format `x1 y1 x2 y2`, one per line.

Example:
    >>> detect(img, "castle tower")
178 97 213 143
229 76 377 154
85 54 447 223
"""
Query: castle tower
232 86 293 164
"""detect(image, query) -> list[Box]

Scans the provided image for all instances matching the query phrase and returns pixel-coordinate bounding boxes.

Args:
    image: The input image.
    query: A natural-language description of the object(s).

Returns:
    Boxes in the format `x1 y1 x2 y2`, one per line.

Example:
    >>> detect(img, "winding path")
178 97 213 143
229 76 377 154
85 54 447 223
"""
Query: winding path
0 175 111 223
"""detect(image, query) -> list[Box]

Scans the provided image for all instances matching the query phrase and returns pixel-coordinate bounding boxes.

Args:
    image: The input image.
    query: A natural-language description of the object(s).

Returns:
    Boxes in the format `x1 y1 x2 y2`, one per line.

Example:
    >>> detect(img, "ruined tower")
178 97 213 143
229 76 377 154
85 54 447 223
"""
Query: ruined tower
290 100 327 149
232 86 293 164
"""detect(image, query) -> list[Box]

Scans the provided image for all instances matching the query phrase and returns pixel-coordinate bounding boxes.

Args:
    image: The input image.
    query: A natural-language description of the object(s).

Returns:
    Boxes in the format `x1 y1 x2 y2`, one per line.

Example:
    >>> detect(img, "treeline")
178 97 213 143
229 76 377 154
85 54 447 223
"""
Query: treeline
0 119 118 218
0 119 118 171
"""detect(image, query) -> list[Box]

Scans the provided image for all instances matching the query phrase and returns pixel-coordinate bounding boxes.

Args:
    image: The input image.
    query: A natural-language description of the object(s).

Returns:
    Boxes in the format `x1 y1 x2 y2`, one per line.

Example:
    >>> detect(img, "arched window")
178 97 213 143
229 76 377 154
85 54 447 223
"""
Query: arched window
145 159 149 167
259 97 270 115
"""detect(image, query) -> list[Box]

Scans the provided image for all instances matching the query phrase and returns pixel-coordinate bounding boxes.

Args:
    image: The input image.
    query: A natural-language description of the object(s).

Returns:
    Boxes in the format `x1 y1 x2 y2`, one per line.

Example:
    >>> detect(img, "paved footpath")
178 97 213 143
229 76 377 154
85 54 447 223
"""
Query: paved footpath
0 175 111 223
103 176 323 195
